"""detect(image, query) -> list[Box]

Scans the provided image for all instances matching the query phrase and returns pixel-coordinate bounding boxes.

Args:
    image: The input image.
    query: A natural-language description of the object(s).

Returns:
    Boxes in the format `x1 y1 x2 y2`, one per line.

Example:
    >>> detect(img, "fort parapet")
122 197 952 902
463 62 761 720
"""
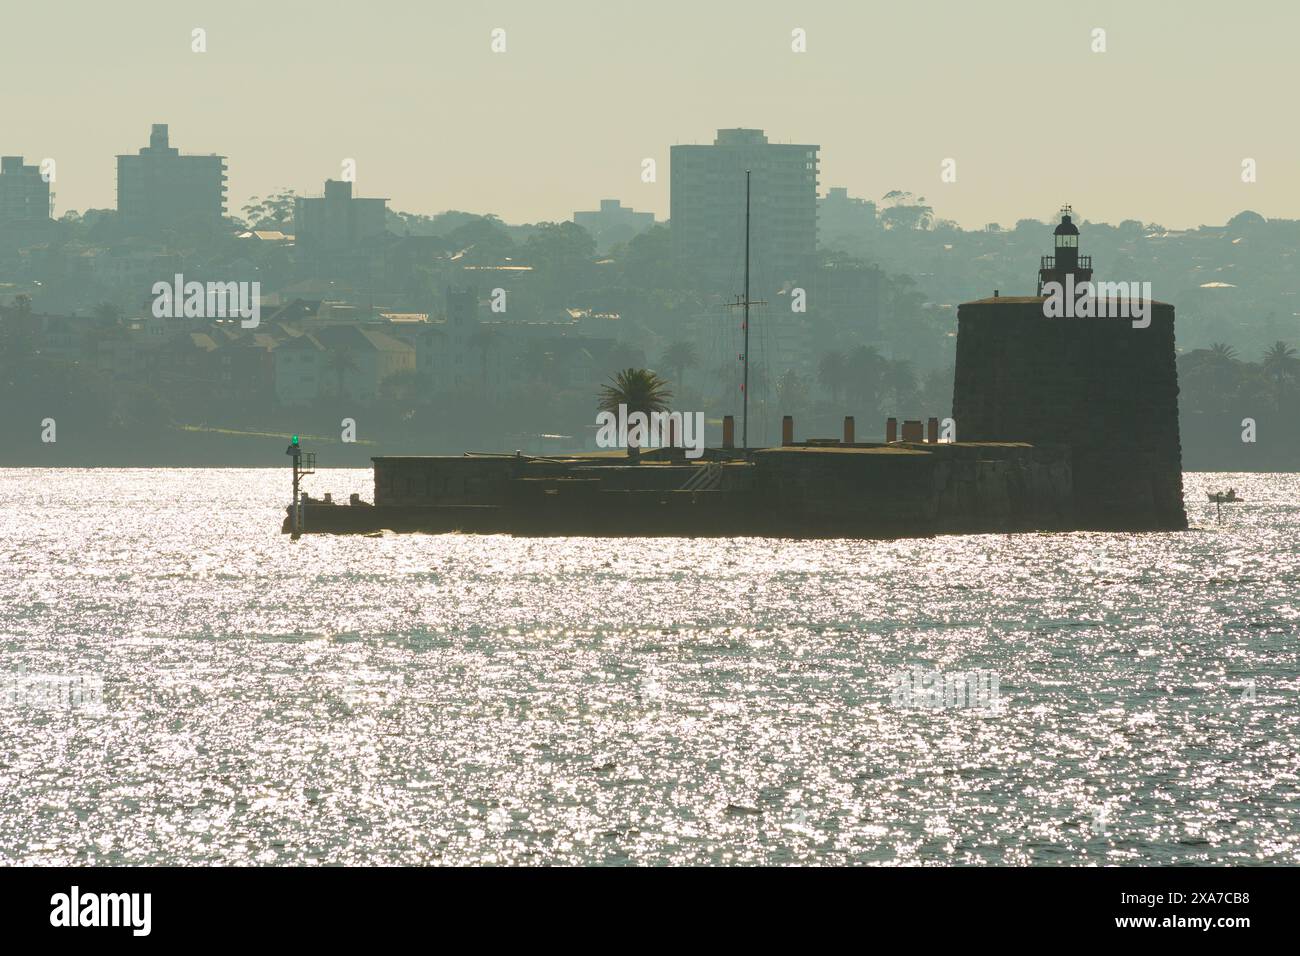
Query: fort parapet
286 441 1073 538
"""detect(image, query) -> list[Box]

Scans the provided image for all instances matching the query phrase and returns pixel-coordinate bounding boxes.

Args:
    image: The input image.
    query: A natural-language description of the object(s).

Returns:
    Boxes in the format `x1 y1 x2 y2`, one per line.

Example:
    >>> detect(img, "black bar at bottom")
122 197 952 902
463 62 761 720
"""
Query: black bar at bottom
0 865 1287 942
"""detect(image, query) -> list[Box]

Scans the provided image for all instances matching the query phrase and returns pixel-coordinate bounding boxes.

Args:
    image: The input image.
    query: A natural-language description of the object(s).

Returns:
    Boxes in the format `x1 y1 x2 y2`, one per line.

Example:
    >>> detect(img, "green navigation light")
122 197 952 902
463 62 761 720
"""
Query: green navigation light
292 435 299 445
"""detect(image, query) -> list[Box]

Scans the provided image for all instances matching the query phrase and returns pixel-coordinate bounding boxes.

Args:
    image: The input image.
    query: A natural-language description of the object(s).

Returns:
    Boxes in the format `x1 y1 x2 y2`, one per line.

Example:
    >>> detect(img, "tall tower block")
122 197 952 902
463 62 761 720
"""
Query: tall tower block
952 210 1186 531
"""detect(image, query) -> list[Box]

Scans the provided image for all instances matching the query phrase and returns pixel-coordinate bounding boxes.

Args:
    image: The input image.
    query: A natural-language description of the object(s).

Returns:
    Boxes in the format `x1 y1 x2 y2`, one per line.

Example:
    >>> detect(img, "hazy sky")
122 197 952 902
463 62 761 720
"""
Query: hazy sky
6 0 1297 230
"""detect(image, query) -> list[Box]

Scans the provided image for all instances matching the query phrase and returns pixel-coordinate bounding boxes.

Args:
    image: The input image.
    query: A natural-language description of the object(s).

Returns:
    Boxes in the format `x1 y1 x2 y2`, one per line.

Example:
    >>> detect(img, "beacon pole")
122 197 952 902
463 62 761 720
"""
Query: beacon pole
286 434 301 540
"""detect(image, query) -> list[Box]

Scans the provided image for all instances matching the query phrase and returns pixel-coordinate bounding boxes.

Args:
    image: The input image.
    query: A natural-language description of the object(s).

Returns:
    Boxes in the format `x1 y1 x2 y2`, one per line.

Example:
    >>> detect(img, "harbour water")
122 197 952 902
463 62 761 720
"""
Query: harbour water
1 468 1296 865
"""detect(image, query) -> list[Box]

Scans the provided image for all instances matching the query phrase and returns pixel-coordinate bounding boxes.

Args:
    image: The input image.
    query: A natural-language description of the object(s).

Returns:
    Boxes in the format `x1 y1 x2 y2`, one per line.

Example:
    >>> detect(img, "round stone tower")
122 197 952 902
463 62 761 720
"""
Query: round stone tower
953 211 1187 531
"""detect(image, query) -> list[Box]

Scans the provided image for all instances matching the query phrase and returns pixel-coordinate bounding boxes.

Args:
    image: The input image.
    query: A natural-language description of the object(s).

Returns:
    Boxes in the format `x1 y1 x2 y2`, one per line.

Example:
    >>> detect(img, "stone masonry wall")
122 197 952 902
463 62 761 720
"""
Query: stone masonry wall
952 299 1186 530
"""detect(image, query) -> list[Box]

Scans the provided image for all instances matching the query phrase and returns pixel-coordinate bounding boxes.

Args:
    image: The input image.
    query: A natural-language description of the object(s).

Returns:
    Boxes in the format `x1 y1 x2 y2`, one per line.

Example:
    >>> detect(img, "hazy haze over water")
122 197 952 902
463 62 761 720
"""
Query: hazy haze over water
1 469 1297 865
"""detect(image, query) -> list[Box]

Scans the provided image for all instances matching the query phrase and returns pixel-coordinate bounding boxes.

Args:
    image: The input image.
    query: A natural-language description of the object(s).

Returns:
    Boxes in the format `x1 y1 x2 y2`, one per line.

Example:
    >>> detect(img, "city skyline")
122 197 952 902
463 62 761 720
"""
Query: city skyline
4 0 1298 230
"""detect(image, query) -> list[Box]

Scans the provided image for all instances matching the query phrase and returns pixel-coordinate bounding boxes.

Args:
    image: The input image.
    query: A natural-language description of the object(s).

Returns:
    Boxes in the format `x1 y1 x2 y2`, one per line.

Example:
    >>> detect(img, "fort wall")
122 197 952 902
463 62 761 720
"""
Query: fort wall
952 298 1186 531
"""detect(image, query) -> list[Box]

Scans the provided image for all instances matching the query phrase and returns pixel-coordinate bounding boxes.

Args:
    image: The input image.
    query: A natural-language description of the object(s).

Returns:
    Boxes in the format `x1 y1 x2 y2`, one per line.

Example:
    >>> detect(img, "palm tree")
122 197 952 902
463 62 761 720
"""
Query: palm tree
661 340 699 391
326 347 359 399
1262 341 1299 412
598 368 672 456
599 367 672 416
1261 341 1298 376
1209 342 1238 362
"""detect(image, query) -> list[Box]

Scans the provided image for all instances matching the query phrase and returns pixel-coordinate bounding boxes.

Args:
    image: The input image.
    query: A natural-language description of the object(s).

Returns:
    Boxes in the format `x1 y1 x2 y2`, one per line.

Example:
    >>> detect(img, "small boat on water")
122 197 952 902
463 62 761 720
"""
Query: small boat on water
1208 490 1243 503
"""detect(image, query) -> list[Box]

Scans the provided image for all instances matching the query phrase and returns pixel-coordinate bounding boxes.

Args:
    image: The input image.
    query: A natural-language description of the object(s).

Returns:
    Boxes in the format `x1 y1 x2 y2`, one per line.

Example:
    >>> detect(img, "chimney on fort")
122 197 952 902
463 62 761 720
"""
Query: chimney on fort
952 211 1187 531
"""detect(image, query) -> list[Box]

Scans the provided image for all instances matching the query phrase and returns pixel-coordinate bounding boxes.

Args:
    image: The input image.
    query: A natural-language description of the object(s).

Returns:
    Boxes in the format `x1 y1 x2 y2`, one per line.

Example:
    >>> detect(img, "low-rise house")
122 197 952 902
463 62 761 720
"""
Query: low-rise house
273 323 414 405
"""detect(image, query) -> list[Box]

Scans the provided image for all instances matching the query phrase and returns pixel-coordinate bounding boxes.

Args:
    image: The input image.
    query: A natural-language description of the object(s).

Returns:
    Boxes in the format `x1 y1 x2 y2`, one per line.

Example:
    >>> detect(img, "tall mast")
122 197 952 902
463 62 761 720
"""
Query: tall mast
743 169 750 452
727 171 763 452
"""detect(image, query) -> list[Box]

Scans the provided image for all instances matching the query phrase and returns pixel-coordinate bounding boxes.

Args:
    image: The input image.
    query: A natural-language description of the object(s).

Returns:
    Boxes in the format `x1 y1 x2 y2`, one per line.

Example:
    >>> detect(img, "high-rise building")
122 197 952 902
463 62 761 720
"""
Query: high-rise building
670 128 819 291
818 186 877 249
573 199 655 252
116 124 227 229
293 180 388 255
0 156 51 223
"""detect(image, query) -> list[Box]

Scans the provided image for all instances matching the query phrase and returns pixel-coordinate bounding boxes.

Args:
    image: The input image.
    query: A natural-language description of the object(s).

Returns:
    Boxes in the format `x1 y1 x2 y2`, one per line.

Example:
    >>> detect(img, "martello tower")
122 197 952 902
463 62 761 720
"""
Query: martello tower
952 210 1186 531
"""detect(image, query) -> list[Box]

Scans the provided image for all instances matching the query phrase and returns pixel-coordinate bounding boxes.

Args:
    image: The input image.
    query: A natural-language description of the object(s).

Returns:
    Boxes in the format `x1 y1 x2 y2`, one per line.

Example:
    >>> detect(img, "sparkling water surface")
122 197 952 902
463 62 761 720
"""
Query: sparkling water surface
1 468 1297 866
